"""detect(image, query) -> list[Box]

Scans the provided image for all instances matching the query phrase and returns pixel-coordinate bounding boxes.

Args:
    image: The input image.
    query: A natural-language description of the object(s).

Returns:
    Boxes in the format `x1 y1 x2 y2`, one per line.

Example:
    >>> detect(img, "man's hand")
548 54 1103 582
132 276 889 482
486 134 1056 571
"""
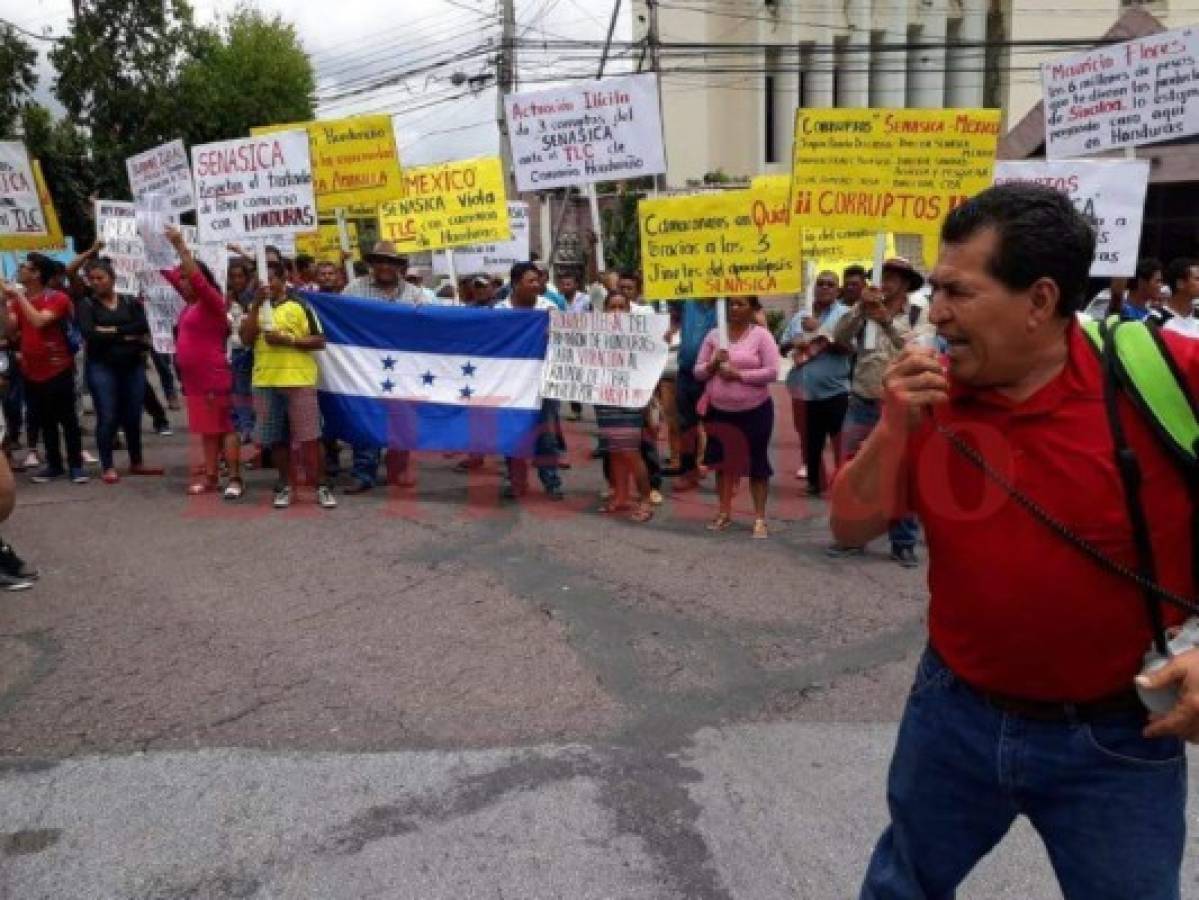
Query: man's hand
164 225 185 248
1139 649 1199 742
862 288 889 324
880 348 949 432
262 331 293 347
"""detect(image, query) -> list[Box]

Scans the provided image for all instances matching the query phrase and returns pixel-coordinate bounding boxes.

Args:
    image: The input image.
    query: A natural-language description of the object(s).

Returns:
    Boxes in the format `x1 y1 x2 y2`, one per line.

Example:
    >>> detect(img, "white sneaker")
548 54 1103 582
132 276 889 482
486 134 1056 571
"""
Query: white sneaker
649 489 664 506
272 485 292 509
82 450 98 466
317 485 337 509
22 450 38 470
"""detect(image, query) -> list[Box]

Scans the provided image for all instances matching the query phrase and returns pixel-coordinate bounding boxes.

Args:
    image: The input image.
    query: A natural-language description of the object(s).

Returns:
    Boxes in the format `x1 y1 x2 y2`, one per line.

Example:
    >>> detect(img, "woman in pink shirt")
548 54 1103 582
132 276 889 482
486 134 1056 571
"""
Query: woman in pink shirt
163 227 241 498
694 295 781 538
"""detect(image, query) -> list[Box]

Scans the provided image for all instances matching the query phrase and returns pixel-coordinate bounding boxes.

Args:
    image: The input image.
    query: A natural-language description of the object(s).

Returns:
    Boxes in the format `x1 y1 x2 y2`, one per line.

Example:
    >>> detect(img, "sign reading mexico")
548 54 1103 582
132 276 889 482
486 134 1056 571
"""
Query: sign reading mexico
192 131 316 243
1041 26 1199 159
378 157 509 253
433 202 530 278
126 139 195 214
790 108 1000 235
993 159 1150 277
639 184 801 302
252 115 403 211
505 73 667 192
0 141 46 243
540 311 672 409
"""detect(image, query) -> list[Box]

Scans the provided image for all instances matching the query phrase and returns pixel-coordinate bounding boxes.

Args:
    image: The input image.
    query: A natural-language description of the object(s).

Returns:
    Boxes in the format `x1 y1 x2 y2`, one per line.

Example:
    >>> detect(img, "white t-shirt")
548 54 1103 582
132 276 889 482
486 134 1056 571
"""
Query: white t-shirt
494 297 557 311
1164 315 1199 339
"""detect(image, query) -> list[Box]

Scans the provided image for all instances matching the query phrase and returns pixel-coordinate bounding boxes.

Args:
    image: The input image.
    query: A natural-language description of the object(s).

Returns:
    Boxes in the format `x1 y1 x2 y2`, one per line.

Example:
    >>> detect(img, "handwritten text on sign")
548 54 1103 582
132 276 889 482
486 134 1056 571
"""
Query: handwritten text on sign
2 161 65 252
639 185 801 302
0 142 46 242
993 160 1150 277
433 202 530 278
1041 27 1199 159
126 139 196 214
378 157 509 253
790 108 1000 236
296 221 361 263
252 115 403 211
192 131 316 243
540 311 671 408
505 73 667 192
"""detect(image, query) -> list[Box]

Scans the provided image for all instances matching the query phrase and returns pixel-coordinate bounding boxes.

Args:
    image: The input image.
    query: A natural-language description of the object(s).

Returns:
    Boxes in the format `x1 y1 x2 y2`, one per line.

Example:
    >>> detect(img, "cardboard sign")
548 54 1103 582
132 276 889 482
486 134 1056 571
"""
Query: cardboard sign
993 159 1151 277
2 160 65 252
192 131 317 243
126 139 196 214
432 202 529 277
540 311 671 408
295 221 361 263
378 157 509 252
790 108 1000 247
0 141 47 246
505 73 667 192
639 184 802 302
253 115 403 211
1042 27 1199 159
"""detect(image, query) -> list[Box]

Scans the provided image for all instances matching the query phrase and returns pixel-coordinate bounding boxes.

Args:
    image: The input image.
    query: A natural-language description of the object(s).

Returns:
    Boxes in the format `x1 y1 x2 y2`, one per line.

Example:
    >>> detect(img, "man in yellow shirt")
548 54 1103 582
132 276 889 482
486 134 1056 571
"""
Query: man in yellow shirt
238 260 336 510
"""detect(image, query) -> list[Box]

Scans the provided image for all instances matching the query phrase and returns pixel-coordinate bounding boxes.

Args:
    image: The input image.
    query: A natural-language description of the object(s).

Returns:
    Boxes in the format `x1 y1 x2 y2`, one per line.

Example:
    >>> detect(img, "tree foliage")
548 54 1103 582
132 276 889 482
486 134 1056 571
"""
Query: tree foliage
0 25 37 138
20 106 94 243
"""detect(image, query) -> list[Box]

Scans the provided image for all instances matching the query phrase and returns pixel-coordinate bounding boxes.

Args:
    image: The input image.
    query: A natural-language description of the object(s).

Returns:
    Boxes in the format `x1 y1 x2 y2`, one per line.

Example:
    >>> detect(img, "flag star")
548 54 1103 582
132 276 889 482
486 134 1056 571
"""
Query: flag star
381 378 395 393
381 356 397 371
420 371 436 386
460 385 474 400
461 361 477 378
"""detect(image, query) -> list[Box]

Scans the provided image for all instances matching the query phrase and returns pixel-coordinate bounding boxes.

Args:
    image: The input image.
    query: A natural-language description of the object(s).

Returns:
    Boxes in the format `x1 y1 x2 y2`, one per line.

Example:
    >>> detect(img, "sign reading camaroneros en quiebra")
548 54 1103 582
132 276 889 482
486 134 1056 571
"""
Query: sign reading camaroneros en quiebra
192 131 317 243
504 73 667 192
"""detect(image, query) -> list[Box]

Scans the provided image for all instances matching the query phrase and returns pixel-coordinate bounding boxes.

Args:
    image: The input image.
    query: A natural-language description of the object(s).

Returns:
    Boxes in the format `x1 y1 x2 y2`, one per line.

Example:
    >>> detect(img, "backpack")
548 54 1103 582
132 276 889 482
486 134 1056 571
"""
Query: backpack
1080 315 1199 653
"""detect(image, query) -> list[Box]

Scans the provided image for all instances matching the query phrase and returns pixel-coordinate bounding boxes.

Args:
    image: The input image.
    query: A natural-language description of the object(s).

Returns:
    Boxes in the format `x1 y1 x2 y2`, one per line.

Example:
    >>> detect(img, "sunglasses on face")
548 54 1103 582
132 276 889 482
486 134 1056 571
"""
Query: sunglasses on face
815 280 837 288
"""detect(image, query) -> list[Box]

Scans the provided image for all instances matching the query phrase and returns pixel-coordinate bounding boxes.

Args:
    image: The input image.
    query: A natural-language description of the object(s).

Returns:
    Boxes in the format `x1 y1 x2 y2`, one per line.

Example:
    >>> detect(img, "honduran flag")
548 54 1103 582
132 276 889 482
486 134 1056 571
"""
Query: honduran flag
305 293 549 456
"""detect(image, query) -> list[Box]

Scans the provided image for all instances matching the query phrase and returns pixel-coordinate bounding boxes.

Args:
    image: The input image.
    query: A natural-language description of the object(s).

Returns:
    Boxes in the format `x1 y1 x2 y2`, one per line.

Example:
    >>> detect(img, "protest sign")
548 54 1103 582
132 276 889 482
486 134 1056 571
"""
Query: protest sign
1041 27 1199 159
141 239 226 354
0 142 47 246
192 131 316 243
431 202 529 278
2 161 65 252
95 199 143 294
540 310 671 408
378 157 509 252
296 221 361 263
639 183 802 302
126 139 195 214
993 159 1150 277
135 192 178 268
789 108 1000 255
253 115 403 211
505 73 667 192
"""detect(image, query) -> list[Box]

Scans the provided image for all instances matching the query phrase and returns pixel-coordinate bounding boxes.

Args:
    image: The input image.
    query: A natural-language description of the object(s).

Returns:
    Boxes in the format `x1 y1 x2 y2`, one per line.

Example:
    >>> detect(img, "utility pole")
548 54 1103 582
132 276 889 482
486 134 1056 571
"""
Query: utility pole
496 0 518 198
645 0 666 192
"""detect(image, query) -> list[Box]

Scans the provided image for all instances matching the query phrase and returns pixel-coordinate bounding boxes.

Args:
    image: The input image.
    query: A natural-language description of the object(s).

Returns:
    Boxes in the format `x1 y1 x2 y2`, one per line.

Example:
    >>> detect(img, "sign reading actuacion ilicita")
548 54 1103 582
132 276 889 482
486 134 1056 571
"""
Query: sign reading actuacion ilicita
504 73 667 192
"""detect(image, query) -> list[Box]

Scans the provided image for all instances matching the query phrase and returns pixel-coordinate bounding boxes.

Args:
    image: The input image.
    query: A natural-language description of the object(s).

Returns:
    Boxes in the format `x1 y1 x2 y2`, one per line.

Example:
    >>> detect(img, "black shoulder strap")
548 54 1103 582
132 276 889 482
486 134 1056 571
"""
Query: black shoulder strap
908 304 921 328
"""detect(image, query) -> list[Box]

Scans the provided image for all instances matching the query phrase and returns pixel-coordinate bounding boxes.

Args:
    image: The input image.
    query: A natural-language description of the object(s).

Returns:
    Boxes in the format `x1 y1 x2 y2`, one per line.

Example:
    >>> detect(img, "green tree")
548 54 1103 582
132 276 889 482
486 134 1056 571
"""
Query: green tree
176 7 315 145
601 190 642 275
0 25 37 138
21 105 95 243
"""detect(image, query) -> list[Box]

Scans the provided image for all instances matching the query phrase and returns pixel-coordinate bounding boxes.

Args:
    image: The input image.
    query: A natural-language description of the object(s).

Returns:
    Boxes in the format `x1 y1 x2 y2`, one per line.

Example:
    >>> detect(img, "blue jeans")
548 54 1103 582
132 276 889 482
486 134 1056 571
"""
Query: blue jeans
150 349 177 401
85 360 145 470
505 398 562 493
861 649 1185 900
350 446 410 487
842 394 919 550
230 348 255 442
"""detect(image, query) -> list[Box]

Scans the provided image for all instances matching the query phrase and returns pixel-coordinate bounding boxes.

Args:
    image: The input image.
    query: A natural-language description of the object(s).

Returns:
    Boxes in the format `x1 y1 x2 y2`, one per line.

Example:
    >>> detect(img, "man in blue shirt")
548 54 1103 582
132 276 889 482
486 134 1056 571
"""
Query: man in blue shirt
669 299 718 490
1121 257 1163 321
781 271 852 496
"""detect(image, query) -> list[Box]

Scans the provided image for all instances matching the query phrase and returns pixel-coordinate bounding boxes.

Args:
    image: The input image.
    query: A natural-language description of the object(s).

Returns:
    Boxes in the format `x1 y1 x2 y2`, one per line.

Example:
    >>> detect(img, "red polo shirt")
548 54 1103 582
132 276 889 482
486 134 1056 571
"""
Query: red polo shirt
13 290 73 383
909 320 1193 702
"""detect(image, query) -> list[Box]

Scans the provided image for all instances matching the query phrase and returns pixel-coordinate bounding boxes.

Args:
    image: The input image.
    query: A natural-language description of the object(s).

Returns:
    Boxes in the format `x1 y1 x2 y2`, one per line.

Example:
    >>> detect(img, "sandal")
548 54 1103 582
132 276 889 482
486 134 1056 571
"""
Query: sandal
187 479 219 495
752 518 769 540
706 513 733 532
223 477 245 501
598 500 629 514
630 502 654 524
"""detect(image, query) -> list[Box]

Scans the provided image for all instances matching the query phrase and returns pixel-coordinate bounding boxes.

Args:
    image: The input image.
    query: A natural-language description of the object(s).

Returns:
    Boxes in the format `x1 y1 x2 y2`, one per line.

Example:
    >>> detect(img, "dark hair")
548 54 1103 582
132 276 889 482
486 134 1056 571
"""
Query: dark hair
353 260 368 277
1167 258 1199 293
558 270 580 284
266 260 287 280
510 261 538 284
618 269 641 284
195 260 220 293
939 182 1096 317
229 259 252 279
1131 257 1164 288
87 259 117 283
25 253 56 285
295 254 314 269
842 264 867 282
603 290 626 309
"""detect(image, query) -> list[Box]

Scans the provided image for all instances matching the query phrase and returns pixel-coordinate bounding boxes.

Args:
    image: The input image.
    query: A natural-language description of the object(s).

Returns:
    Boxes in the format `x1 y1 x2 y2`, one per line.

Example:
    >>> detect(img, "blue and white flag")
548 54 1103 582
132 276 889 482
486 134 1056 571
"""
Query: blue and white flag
305 293 549 456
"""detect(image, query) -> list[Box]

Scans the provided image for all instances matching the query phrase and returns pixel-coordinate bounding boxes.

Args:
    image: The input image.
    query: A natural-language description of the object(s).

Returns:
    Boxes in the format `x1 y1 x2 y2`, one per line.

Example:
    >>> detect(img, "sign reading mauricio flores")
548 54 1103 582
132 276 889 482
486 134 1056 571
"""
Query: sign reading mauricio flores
192 131 317 243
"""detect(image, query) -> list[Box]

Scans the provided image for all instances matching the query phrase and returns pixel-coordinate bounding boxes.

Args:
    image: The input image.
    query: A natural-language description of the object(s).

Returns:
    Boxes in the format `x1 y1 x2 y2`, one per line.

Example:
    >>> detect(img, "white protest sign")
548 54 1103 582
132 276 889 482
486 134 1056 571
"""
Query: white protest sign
140 240 228 354
135 191 178 268
540 311 671 408
432 202 529 278
1041 26 1199 159
192 131 317 243
95 199 143 294
993 160 1150 277
126 139 195 214
0 142 46 239
505 73 667 192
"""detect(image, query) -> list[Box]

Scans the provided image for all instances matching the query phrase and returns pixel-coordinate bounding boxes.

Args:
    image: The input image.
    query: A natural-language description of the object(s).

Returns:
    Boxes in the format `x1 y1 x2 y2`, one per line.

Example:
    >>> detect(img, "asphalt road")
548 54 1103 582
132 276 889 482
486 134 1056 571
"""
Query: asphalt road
1 392 1196 899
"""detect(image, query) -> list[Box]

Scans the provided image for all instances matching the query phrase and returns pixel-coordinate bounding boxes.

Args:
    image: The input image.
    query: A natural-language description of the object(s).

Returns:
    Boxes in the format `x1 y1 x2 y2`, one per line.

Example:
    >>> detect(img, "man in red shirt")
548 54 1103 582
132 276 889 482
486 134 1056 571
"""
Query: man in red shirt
833 183 1199 899
4 253 86 483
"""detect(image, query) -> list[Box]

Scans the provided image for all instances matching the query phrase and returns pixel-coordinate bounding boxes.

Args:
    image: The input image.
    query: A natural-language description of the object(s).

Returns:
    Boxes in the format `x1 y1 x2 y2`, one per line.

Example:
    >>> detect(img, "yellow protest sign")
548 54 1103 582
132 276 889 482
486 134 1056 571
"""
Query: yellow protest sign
296 221 360 263
0 160 64 252
252 115 403 212
639 184 801 302
790 108 1000 238
378 157 510 253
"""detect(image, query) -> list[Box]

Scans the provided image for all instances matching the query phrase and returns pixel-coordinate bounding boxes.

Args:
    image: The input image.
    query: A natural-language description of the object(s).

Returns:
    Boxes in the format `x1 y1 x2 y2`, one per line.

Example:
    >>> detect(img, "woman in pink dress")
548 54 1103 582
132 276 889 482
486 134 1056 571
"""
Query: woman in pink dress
163 226 242 498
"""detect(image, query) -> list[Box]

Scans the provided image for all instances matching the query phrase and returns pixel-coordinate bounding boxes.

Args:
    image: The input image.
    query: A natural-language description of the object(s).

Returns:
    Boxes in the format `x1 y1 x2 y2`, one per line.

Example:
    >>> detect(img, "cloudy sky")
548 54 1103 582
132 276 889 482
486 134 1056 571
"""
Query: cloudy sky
0 0 633 163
